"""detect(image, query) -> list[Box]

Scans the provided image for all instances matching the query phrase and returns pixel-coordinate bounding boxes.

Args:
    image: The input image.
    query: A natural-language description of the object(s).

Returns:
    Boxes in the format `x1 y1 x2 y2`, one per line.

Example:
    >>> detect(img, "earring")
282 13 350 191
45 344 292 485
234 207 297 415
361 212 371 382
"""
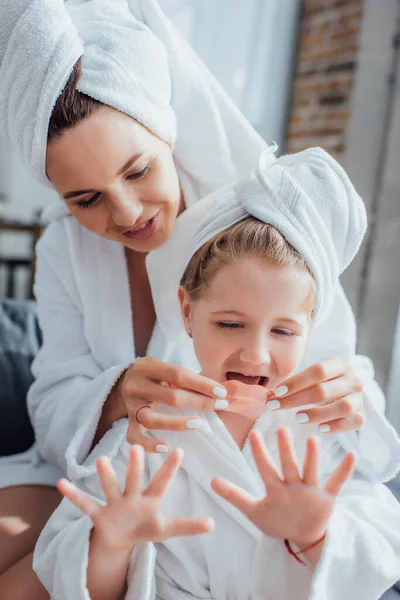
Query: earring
188 329 192 338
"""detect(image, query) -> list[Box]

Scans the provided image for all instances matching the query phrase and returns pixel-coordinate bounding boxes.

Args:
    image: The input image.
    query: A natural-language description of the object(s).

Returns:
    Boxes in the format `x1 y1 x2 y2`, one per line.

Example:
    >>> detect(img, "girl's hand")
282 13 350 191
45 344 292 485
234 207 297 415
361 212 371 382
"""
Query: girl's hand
267 358 365 434
57 446 214 552
119 357 228 453
211 428 356 548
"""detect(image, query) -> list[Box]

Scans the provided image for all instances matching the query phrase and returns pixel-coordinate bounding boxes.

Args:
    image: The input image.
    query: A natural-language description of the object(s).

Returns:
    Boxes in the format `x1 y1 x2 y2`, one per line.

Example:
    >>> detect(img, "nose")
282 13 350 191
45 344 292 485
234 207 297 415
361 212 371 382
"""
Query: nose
239 335 271 367
109 191 143 227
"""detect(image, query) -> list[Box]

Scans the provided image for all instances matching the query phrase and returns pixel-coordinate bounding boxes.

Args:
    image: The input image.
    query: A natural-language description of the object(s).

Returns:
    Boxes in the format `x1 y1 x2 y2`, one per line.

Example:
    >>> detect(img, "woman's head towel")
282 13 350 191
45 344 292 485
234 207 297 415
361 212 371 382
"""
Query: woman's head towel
146 146 367 346
0 0 265 195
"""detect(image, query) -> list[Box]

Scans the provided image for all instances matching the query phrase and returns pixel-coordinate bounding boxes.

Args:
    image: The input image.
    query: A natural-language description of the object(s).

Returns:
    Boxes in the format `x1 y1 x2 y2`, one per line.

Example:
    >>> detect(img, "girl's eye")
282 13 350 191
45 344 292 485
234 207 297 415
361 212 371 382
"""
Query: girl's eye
77 193 101 209
272 328 295 337
127 165 150 180
217 322 244 329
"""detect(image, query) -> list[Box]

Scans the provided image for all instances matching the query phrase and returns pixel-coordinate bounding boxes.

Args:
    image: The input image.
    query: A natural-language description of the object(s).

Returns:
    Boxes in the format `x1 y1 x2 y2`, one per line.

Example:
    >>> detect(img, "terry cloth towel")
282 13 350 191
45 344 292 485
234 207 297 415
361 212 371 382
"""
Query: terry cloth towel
147 145 367 346
0 0 265 199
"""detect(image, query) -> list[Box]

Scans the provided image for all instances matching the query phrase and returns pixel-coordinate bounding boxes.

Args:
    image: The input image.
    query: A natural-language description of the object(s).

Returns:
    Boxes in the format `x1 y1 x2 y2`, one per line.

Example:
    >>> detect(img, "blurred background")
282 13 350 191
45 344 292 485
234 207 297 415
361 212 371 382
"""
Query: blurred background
0 0 399 430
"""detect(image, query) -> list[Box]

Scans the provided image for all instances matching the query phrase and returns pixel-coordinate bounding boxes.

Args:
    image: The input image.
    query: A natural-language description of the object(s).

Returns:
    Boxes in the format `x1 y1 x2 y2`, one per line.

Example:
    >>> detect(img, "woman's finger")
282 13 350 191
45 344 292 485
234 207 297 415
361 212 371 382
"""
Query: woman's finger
144 448 184 498
126 380 228 412
295 394 362 426
324 451 357 496
277 427 300 483
126 419 171 454
57 479 100 518
249 430 282 486
135 406 203 432
211 477 256 518
272 358 349 397
272 375 363 411
163 516 215 539
133 357 227 399
124 445 144 497
301 436 320 486
96 457 122 504
317 411 365 434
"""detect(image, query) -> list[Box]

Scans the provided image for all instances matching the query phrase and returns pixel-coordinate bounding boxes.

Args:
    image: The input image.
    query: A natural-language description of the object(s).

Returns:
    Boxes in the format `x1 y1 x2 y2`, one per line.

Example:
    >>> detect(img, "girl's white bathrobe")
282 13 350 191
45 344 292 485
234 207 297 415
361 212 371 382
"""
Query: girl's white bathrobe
33 403 400 600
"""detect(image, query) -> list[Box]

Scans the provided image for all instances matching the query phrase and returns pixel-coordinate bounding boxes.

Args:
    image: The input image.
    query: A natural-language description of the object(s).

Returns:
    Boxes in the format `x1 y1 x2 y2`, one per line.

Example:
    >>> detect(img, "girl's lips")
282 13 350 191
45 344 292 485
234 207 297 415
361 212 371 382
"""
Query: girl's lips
122 212 159 241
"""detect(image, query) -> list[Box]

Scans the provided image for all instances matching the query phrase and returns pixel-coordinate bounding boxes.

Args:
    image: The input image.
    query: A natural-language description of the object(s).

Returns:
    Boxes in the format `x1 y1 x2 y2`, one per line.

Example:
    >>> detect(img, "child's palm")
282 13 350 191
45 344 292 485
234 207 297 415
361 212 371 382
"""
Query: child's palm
58 446 213 551
212 428 356 547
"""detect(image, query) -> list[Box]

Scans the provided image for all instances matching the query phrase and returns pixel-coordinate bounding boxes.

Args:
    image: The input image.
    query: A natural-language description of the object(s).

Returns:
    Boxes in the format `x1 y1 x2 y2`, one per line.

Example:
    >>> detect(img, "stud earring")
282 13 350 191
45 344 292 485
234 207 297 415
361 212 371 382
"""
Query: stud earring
188 329 192 338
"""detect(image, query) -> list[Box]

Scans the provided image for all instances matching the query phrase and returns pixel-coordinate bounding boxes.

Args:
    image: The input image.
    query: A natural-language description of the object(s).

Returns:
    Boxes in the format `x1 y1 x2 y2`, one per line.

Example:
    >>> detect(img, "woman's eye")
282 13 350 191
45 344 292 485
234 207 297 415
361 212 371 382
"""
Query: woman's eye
77 193 100 209
272 328 295 337
127 165 150 180
217 322 243 329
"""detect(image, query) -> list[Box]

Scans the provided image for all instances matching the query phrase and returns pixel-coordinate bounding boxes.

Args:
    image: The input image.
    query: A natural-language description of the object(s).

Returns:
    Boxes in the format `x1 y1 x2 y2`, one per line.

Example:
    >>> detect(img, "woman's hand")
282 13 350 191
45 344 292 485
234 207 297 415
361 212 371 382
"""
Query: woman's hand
57 445 214 552
266 358 365 434
212 428 356 559
117 357 228 453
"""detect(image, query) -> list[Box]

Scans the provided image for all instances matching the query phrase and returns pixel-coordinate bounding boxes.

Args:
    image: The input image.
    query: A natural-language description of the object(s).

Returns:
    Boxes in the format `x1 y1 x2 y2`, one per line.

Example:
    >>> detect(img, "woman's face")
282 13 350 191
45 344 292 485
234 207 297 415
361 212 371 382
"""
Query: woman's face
179 257 314 390
46 107 183 253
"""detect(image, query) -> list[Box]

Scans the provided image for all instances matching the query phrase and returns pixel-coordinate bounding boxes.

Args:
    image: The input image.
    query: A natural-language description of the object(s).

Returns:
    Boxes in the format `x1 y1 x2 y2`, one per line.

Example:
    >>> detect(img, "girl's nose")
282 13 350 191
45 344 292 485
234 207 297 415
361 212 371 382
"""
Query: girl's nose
239 339 271 366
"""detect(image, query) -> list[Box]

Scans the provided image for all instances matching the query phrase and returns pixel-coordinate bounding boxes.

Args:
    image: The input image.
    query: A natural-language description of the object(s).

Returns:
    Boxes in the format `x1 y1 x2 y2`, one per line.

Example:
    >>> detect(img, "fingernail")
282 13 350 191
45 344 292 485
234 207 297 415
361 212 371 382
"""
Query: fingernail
213 386 227 398
214 399 229 409
296 413 309 423
266 400 281 410
319 424 331 433
186 419 202 430
155 444 169 453
274 385 288 397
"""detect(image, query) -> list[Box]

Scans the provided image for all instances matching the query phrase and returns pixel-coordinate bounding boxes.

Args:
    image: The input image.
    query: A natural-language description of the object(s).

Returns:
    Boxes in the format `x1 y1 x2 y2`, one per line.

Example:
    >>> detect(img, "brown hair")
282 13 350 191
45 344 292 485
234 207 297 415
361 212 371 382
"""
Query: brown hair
48 58 103 144
180 217 316 303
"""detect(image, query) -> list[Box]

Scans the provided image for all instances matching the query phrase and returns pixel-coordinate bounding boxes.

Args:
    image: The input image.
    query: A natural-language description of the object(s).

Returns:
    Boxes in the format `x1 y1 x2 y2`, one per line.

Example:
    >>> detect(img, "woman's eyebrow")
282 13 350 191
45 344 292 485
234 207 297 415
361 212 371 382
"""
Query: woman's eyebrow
63 152 144 199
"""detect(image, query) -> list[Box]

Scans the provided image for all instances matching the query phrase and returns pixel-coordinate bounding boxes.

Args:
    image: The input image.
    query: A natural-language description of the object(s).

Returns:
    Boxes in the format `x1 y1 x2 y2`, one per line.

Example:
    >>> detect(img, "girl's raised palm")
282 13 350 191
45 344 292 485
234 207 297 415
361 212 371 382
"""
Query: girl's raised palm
58 446 214 552
212 427 357 548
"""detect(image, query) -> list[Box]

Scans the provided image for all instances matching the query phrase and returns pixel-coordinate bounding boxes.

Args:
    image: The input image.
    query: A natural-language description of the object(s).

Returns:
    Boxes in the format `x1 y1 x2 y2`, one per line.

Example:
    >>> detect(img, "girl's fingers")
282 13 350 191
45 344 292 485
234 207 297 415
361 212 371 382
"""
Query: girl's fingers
295 394 363 426
133 358 227 400
301 436 320 486
134 407 203 432
318 411 365 434
211 477 256 518
164 516 215 539
124 445 144 497
126 420 171 454
249 430 282 486
276 427 300 483
324 451 357 496
57 479 100 518
144 448 184 498
96 457 121 504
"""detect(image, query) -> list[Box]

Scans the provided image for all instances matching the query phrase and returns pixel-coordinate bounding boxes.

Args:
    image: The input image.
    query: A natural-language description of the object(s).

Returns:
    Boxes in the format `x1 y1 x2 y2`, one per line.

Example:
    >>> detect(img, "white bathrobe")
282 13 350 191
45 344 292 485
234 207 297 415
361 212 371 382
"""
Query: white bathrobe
33 404 400 600
0 209 399 489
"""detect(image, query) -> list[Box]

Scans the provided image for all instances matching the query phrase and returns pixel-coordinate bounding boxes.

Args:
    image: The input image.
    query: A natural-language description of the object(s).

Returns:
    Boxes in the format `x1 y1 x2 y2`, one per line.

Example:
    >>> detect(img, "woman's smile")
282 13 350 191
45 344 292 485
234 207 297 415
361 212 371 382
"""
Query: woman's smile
121 211 160 241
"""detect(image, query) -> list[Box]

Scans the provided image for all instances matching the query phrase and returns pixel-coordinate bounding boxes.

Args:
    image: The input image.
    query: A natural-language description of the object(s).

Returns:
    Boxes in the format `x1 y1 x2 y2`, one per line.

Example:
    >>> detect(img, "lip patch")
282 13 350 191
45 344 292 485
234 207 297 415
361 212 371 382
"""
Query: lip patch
221 380 273 419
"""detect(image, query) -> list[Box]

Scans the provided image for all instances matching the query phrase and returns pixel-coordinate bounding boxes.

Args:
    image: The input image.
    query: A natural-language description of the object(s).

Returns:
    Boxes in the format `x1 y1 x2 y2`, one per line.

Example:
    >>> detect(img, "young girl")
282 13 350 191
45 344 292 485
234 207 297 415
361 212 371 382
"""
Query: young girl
33 148 400 600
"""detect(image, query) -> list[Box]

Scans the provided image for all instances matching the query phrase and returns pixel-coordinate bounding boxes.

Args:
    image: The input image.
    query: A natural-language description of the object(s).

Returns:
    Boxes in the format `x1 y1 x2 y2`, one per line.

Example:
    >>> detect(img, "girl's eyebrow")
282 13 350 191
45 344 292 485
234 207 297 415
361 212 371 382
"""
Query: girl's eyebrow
63 152 144 199
211 310 245 317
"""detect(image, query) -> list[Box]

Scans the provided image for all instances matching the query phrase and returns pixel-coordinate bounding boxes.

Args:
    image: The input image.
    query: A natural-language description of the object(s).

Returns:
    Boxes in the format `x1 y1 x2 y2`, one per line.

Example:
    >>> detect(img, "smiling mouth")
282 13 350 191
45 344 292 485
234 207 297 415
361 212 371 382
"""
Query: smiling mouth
122 212 159 240
226 372 269 387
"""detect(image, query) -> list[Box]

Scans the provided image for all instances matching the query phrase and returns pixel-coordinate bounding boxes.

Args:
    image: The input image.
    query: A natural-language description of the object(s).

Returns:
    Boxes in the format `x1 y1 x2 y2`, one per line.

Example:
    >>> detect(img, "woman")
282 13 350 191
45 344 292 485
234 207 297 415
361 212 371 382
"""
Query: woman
0 1 398 598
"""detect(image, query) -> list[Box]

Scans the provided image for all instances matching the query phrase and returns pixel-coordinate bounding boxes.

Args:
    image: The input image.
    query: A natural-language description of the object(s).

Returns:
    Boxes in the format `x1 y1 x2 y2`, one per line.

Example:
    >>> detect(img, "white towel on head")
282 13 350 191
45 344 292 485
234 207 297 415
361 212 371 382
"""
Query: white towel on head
146 146 367 353
0 0 266 197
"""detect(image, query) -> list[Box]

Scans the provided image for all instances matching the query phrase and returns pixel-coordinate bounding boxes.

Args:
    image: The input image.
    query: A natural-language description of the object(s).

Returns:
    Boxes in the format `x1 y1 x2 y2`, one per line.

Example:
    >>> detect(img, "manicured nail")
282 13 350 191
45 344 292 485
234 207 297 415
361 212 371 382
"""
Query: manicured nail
214 399 229 409
266 400 281 410
213 386 227 398
274 385 288 397
296 413 309 423
155 444 169 453
186 419 202 430
319 424 331 433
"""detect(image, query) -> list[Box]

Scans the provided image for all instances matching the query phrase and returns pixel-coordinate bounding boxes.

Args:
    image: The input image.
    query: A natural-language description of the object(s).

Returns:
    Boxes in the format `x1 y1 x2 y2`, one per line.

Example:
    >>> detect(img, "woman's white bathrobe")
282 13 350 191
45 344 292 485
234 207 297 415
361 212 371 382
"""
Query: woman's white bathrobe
33 404 400 600
0 210 399 490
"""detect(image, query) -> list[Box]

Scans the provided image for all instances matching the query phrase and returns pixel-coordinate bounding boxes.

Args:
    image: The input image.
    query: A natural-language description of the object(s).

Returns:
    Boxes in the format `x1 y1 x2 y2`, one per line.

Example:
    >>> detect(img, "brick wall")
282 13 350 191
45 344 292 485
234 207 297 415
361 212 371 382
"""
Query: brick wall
286 0 365 159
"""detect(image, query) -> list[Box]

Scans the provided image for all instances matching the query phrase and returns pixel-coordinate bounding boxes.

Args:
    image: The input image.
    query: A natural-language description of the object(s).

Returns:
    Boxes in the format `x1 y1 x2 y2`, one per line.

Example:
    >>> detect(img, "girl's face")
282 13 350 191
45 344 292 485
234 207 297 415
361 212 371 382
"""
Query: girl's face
46 107 183 253
179 257 314 390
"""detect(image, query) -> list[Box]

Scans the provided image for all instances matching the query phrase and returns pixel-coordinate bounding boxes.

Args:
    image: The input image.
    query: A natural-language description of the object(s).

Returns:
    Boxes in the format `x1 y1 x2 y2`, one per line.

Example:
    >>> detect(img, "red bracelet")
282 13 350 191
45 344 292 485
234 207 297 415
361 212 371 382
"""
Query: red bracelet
284 534 326 566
